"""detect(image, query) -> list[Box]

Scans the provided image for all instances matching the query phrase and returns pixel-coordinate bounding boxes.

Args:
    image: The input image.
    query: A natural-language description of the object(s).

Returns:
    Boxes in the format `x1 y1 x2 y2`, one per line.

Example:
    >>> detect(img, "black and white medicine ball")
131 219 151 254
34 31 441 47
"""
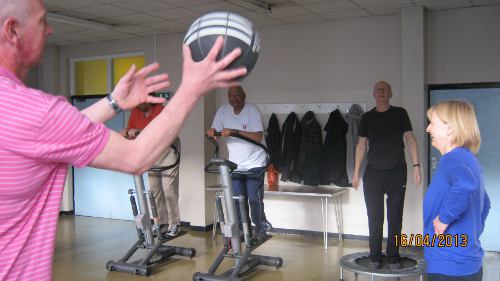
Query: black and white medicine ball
183 11 261 79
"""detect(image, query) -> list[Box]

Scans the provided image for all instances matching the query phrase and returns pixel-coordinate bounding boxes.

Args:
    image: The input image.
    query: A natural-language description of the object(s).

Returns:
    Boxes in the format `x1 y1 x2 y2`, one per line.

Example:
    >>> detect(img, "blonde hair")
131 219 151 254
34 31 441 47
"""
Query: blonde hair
427 100 481 153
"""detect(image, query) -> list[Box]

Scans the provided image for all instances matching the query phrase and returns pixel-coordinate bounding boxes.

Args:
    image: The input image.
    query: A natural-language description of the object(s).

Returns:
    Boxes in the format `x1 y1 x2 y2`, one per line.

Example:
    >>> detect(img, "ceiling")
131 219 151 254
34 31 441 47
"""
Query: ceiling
45 0 500 46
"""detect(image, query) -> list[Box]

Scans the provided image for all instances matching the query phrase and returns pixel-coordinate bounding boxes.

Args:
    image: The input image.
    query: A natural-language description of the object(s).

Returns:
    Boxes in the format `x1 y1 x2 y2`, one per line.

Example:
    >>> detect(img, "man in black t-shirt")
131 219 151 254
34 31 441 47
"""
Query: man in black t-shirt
352 81 421 269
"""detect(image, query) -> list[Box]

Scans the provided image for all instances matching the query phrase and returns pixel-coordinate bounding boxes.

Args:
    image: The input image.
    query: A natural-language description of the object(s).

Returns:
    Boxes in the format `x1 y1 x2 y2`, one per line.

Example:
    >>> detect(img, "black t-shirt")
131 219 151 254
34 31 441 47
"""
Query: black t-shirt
358 106 412 170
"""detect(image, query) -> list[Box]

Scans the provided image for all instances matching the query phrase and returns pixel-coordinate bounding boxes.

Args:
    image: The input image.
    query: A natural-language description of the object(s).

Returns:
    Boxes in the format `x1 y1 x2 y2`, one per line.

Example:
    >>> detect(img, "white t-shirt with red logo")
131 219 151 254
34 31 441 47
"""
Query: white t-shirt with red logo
211 103 266 171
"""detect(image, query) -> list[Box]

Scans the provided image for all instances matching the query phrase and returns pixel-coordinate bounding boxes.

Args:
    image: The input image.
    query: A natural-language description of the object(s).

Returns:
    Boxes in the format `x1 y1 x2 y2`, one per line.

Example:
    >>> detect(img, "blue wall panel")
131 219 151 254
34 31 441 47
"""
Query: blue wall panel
430 87 500 251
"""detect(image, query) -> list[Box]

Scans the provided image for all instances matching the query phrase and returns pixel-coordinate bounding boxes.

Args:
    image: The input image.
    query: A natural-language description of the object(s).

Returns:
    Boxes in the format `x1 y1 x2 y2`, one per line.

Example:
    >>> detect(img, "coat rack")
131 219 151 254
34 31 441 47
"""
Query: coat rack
256 103 366 115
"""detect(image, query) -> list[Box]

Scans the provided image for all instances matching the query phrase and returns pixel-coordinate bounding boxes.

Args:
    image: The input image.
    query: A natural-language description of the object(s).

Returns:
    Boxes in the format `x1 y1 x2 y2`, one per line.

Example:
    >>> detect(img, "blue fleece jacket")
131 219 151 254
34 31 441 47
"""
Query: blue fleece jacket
423 147 490 276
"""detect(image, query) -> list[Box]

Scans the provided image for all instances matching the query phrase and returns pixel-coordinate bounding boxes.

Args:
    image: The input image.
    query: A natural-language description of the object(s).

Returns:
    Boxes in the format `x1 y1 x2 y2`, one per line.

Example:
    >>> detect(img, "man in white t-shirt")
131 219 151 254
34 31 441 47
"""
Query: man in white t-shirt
207 86 271 242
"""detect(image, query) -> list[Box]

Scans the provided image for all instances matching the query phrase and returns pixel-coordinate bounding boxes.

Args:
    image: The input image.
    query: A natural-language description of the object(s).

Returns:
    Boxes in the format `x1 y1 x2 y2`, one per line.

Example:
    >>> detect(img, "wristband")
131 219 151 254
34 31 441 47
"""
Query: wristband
106 94 123 114
413 163 420 167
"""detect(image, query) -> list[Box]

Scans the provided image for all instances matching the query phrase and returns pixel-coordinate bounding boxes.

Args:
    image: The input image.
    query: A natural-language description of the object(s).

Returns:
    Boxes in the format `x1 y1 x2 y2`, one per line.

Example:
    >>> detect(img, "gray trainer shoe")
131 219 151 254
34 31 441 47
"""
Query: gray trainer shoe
166 224 180 237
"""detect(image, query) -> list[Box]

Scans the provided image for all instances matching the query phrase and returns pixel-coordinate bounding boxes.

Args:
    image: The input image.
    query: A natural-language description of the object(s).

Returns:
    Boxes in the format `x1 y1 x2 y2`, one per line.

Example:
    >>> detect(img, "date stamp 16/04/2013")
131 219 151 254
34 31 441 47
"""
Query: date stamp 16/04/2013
394 234 468 247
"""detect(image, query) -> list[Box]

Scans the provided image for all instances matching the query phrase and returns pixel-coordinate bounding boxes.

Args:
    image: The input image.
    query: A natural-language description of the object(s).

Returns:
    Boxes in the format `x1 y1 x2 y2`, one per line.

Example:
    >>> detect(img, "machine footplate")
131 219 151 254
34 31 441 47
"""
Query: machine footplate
249 234 272 250
157 230 187 242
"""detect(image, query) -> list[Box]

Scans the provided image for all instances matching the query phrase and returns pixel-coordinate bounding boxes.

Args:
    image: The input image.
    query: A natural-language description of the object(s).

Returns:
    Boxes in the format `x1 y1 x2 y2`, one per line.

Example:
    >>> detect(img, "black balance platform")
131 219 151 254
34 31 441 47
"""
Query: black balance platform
339 252 425 281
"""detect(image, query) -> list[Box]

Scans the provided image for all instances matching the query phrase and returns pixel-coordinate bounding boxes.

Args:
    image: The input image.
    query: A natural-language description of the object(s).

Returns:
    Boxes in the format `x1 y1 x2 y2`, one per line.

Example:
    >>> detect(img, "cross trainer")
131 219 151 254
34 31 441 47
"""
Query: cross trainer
193 132 282 281
106 144 196 276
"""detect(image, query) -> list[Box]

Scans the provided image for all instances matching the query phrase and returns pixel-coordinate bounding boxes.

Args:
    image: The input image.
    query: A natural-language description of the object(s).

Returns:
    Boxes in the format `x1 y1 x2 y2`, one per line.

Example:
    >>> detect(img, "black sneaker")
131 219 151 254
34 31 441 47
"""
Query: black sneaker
250 229 267 246
166 224 180 237
367 254 383 269
386 256 402 269
261 221 273 232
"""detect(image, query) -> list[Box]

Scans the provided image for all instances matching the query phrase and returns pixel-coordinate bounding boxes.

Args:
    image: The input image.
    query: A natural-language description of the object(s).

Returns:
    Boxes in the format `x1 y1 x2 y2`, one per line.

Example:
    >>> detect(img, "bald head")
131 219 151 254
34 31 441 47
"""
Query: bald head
228 85 245 95
0 0 51 79
374 81 392 93
372 80 393 110
228 85 246 112
0 0 30 25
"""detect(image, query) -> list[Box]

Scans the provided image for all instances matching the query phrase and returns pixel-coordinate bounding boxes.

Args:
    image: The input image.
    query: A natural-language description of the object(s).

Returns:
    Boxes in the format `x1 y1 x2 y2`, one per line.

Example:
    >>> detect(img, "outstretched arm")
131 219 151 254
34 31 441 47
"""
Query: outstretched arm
89 37 246 175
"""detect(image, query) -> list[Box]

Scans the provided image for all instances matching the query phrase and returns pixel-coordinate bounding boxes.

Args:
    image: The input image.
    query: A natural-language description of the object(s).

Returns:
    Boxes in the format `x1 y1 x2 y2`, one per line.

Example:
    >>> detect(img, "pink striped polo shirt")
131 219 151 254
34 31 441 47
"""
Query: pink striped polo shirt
0 66 110 281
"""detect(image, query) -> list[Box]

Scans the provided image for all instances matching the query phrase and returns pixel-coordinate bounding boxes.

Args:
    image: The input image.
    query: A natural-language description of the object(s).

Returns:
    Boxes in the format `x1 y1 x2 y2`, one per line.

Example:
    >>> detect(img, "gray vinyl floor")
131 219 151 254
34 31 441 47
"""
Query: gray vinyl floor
52 216 499 281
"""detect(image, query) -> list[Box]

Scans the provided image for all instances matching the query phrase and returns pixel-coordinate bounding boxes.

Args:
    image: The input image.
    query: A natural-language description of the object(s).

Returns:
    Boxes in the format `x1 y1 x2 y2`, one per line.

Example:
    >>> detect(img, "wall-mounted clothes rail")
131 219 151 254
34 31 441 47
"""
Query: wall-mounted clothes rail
255 103 367 115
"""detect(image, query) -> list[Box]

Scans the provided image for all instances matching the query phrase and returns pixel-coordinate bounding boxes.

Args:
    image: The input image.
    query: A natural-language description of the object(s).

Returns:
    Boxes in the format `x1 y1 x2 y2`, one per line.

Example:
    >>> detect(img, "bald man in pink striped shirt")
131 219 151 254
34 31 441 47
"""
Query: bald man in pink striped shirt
0 1 247 280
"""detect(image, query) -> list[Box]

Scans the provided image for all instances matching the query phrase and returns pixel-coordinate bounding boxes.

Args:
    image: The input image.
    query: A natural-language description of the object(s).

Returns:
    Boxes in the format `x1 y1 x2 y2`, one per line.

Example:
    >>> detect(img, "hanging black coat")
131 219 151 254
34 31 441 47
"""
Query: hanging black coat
345 104 365 181
265 113 281 168
320 109 350 187
292 111 322 186
279 112 301 181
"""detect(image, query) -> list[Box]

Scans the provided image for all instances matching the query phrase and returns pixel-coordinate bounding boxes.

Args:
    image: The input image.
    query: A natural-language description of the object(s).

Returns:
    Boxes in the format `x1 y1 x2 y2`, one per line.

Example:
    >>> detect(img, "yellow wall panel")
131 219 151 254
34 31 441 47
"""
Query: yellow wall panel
74 59 108 95
113 56 145 87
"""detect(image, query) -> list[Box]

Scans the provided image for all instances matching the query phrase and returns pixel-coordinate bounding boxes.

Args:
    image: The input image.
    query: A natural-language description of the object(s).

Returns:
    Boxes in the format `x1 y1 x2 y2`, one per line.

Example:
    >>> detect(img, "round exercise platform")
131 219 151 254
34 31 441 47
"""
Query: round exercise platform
339 252 425 281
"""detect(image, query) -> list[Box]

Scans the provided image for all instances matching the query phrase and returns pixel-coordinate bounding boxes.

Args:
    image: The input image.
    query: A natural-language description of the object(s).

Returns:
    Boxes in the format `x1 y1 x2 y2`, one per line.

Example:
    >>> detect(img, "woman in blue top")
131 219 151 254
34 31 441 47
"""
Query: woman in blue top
424 100 490 281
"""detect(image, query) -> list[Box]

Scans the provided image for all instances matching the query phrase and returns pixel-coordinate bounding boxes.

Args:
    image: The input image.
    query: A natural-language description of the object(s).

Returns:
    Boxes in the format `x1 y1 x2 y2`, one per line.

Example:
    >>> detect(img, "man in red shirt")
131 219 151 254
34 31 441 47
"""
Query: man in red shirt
125 102 164 138
123 101 181 237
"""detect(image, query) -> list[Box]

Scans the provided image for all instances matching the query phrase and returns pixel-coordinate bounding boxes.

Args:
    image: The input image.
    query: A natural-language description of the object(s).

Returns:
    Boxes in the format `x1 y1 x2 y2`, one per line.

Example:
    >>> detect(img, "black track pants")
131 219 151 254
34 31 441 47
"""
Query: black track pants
363 164 407 260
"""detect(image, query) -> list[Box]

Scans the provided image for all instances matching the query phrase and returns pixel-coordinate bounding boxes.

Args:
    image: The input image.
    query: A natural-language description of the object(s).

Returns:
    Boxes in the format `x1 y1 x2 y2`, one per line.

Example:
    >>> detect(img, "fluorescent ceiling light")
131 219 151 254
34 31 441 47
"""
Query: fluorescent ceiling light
47 12 114 31
227 0 272 15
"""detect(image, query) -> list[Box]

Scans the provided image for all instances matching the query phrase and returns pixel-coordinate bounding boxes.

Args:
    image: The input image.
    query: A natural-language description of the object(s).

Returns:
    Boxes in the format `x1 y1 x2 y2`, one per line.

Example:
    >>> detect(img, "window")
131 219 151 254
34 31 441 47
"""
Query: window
71 53 145 96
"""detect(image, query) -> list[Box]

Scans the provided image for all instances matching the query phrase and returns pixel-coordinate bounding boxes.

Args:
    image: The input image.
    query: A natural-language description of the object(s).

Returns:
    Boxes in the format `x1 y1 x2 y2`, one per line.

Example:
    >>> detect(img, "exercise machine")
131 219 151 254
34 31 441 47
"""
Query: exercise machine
106 145 196 276
193 132 282 281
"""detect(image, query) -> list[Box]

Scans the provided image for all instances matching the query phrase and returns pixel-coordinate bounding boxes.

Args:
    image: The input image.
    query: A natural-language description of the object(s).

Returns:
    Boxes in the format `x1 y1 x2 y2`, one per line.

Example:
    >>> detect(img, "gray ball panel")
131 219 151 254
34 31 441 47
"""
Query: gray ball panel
190 35 218 62
189 35 257 73
184 11 260 79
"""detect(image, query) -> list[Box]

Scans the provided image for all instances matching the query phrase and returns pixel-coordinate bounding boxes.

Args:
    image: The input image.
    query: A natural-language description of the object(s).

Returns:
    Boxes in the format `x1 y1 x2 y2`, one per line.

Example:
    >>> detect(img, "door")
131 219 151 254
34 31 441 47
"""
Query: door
72 96 146 220
429 84 500 251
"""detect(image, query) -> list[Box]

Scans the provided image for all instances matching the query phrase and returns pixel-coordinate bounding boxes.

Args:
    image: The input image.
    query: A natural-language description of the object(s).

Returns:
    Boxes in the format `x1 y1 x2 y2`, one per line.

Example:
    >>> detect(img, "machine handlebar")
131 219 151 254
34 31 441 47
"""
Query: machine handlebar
148 144 180 172
204 131 269 174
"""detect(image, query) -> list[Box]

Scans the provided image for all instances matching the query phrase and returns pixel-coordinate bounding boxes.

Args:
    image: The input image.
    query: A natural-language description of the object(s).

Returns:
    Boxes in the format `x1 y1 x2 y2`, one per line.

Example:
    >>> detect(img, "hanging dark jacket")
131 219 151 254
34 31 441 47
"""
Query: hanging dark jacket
265 113 281 168
320 109 350 187
280 112 301 181
292 111 322 186
345 104 365 181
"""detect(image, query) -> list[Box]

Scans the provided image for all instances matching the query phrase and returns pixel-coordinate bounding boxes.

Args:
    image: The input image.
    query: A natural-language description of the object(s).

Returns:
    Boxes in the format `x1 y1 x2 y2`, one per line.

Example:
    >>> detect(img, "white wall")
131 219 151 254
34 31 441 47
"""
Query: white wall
43 4 500 237
40 44 62 94
428 5 500 84
215 14 408 237
235 15 401 105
